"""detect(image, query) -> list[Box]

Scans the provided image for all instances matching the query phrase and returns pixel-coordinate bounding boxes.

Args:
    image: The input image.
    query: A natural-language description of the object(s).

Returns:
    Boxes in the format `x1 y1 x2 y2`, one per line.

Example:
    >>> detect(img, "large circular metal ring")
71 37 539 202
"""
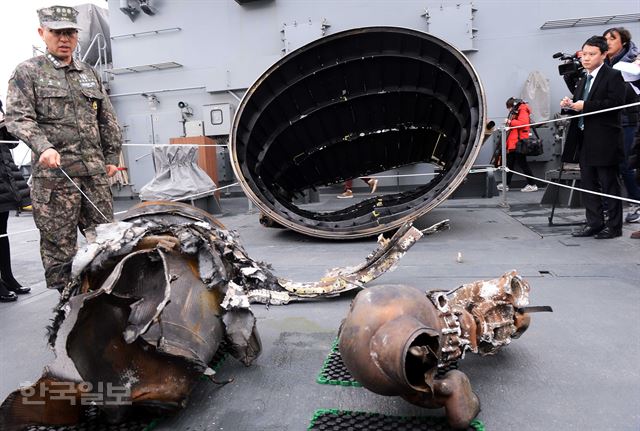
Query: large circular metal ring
231 26 487 239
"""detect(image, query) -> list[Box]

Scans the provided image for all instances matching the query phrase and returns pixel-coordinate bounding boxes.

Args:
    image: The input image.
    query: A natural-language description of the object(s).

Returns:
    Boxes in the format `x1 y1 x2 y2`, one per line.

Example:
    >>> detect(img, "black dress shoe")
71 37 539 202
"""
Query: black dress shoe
571 225 604 237
0 292 17 302
2 278 31 294
594 227 622 239
8 285 31 294
0 280 18 302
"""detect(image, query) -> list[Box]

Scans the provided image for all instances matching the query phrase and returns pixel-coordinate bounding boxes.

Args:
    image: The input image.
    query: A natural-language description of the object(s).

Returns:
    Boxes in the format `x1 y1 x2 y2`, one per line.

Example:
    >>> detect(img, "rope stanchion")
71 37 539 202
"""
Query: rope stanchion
122 143 229 148
367 167 495 180
1 182 242 239
0 228 39 240
5 101 638 239
495 100 640 211
1 140 229 148
504 100 640 131
502 166 640 206
169 182 240 202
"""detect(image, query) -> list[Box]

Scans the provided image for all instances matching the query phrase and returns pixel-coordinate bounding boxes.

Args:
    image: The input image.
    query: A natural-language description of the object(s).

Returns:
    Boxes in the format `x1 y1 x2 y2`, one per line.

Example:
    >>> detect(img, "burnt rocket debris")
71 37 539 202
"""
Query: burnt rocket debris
0 201 546 430
0 201 430 429
338 271 552 429
231 26 491 239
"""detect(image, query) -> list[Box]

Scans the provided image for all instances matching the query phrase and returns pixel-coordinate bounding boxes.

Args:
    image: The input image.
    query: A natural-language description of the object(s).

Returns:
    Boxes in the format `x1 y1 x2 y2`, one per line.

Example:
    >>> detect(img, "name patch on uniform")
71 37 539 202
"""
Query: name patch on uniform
79 73 98 88
39 77 63 87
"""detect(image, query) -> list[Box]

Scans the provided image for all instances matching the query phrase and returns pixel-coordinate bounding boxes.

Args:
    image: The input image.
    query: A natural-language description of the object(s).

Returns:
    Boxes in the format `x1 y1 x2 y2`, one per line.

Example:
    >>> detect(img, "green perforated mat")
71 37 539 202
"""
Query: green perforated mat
308 409 485 431
316 337 362 387
22 406 159 431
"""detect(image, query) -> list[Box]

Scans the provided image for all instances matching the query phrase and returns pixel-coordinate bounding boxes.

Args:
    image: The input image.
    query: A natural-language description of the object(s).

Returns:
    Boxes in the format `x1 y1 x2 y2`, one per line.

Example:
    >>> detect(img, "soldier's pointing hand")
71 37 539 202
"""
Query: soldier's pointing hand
39 148 61 169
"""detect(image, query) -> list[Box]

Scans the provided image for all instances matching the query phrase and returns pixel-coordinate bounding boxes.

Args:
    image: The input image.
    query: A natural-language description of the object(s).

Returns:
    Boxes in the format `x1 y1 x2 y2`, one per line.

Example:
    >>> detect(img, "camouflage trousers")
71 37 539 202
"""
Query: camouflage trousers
31 175 113 290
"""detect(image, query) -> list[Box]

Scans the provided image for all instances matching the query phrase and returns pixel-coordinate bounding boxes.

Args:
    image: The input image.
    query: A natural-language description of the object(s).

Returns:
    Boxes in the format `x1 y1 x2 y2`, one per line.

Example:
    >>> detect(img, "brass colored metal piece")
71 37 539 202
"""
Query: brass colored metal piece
338 271 549 429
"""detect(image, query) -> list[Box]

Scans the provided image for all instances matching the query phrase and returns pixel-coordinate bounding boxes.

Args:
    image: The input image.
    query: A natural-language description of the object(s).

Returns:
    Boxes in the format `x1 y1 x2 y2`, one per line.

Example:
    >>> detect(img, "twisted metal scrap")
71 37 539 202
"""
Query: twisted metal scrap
446 270 531 356
0 202 430 430
67 204 429 308
427 269 532 364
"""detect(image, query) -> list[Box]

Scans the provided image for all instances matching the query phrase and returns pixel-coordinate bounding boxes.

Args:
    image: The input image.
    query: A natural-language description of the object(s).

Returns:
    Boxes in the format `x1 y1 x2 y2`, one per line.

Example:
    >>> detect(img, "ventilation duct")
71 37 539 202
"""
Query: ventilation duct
231 27 487 239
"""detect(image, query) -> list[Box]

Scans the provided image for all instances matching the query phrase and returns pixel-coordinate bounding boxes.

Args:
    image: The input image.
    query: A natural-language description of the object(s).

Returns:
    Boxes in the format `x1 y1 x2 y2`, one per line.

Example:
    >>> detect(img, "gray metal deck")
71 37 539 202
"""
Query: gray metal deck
1 190 638 431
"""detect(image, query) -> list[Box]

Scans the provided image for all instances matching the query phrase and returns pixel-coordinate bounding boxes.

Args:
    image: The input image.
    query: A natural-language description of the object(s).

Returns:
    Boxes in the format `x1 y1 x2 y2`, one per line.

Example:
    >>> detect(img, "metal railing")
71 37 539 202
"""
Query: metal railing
80 33 109 87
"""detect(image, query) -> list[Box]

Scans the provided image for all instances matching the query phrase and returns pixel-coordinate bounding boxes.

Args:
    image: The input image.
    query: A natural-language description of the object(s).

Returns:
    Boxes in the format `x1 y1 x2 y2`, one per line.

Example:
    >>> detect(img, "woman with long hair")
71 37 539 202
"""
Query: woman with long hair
603 27 640 220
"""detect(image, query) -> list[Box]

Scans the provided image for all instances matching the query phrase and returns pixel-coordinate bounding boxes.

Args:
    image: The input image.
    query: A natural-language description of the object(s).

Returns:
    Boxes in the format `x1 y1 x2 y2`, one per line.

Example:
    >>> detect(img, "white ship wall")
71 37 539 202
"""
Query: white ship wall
105 0 640 194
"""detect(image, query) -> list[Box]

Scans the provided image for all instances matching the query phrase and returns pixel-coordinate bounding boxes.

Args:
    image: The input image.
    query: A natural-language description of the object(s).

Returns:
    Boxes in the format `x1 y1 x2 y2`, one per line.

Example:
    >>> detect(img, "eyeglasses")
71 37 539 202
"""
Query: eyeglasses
47 28 78 38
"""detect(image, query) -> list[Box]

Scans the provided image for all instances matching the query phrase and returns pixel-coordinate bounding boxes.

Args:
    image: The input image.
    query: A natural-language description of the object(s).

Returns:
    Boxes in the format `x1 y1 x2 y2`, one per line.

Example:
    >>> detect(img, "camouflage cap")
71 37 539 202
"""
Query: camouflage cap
37 5 82 30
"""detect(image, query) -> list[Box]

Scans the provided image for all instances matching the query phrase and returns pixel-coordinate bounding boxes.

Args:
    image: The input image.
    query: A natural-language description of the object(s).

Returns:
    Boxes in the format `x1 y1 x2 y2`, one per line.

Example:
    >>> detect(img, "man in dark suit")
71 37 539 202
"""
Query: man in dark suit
561 36 626 239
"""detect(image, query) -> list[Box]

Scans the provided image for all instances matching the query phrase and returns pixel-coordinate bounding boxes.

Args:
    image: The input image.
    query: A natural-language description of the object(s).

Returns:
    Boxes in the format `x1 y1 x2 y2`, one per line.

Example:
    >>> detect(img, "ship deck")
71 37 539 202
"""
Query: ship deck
1 188 638 431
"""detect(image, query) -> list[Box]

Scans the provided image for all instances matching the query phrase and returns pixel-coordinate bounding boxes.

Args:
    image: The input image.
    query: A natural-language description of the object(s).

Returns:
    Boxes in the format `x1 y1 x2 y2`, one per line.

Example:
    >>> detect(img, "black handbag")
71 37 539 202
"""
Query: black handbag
515 127 543 156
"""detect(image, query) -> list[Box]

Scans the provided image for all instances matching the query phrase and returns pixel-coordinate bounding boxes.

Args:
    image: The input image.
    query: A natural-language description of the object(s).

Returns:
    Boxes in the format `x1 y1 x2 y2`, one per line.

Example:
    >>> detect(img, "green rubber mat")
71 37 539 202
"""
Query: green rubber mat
308 409 485 431
317 338 459 386
316 337 362 386
22 406 159 431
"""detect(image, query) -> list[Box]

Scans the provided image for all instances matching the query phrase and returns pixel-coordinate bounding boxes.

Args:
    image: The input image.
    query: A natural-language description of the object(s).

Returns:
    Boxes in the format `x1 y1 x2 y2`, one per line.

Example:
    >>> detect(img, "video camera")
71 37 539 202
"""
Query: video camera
553 51 584 76
553 51 585 92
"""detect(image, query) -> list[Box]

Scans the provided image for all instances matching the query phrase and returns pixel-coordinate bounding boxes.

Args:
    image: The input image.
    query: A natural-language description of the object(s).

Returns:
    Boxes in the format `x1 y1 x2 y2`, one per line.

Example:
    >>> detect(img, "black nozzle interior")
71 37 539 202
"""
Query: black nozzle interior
231 27 486 238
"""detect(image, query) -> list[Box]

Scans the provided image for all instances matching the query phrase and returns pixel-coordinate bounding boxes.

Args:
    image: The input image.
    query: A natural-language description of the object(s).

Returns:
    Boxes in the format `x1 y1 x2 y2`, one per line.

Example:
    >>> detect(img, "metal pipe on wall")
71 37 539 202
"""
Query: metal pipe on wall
109 85 206 98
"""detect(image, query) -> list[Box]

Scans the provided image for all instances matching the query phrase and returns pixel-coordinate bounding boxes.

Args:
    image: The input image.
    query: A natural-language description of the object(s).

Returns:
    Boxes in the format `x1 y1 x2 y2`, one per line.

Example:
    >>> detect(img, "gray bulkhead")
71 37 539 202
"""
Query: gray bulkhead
105 0 640 195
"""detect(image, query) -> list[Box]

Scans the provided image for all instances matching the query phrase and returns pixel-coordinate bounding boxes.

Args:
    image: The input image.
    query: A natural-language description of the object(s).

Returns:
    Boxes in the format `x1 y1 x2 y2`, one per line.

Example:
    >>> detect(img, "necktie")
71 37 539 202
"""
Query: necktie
578 74 593 130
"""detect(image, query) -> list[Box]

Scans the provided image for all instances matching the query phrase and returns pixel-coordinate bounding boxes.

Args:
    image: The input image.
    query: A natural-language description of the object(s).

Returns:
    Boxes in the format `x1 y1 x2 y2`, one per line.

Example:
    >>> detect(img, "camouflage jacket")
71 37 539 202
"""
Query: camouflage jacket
5 52 122 177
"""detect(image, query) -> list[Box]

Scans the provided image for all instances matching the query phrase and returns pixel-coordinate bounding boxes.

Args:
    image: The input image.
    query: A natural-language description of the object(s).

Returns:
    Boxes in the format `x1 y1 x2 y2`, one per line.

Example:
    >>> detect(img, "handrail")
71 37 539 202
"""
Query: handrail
81 32 106 64
32 45 45 57
79 33 109 87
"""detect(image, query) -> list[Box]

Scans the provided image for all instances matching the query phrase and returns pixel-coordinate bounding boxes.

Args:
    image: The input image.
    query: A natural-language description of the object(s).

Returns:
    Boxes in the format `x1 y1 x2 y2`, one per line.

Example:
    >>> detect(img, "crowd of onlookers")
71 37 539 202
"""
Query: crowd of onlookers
503 28 639 239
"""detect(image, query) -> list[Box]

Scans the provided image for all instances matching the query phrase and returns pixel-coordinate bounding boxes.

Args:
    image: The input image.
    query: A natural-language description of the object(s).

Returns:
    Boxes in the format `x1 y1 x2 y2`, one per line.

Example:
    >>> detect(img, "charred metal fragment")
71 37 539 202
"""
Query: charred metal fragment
0 202 427 429
338 271 550 429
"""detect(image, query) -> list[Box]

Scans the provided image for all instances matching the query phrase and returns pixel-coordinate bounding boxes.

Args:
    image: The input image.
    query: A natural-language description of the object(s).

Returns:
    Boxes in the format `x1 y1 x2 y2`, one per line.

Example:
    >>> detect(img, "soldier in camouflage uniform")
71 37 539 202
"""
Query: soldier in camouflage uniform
5 6 122 291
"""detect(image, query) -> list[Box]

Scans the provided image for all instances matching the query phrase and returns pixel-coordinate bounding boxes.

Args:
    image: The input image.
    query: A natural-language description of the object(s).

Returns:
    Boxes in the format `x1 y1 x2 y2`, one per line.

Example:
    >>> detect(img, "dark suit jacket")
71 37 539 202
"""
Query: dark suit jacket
0 121 31 213
562 63 626 166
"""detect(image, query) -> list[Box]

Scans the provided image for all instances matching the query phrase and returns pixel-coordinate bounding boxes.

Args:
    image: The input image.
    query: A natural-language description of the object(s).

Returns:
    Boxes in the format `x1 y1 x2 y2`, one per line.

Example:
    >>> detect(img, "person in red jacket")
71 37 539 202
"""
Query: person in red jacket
497 98 538 192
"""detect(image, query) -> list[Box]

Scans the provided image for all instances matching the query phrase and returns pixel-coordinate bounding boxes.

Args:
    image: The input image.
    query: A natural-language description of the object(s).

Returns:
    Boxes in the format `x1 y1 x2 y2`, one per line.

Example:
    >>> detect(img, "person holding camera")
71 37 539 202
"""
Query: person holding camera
602 27 640 221
496 97 538 192
561 36 626 239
